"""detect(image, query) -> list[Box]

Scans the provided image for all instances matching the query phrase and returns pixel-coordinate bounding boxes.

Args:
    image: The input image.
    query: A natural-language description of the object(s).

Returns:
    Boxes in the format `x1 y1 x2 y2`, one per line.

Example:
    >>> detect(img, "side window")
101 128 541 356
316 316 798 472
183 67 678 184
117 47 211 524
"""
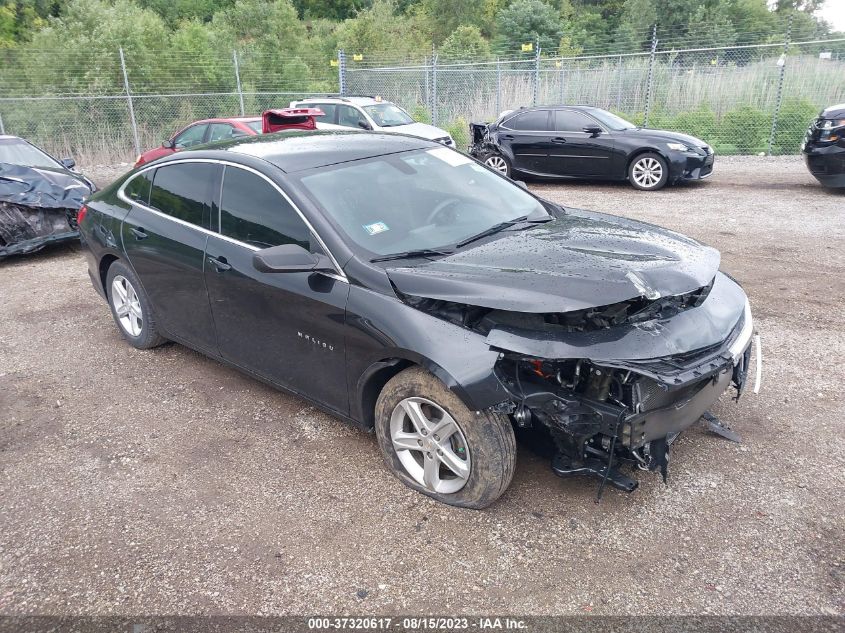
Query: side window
338 105 366 128
554 110 596 132
208 123 237 142
219 167 310 250
313 103 337 124
173 124 208 149
124 169 153 204
149 163 216 227
505 111 551 131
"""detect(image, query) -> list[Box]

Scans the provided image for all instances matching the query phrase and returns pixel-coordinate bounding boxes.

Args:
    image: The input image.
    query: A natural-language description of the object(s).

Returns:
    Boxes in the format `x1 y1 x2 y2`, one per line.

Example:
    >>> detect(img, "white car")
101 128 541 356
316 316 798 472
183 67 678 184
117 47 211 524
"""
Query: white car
290 96 455 146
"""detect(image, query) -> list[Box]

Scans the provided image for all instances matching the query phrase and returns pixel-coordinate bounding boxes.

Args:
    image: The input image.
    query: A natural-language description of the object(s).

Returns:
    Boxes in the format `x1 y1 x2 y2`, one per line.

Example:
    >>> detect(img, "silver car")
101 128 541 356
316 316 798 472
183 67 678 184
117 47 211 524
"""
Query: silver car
291 96 455 146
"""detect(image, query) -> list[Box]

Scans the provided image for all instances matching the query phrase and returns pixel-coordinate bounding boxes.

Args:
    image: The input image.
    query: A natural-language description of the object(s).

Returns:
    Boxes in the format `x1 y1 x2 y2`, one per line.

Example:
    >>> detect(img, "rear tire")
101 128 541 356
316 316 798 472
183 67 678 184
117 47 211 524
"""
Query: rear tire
482 152 512 178
105 260 166 350
628 152 669 190
375 367 516 509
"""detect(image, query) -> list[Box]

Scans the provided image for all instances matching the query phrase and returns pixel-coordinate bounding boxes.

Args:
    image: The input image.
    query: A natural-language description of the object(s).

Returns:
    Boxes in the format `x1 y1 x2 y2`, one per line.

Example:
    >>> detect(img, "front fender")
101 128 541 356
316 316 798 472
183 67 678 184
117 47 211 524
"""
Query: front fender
345 286 510 423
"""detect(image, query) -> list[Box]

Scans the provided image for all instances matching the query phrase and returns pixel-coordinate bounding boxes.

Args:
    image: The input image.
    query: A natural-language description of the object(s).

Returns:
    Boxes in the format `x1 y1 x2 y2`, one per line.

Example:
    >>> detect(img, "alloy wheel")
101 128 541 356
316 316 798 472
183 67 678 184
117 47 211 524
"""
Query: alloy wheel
389 397 471 494
632 156 664 189
484 155 508 174
111 275 143 337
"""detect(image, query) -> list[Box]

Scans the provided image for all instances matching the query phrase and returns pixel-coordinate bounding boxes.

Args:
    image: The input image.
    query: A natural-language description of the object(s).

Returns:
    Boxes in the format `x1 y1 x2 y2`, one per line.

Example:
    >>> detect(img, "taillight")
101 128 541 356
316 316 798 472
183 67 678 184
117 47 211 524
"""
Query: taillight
77 204 89 226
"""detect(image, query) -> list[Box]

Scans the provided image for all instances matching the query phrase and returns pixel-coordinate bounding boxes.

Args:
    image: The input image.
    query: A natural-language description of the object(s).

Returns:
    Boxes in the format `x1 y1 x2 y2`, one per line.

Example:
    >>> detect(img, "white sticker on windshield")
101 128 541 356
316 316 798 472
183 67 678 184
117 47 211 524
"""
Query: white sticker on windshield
363 221 390 235
427 146 472 167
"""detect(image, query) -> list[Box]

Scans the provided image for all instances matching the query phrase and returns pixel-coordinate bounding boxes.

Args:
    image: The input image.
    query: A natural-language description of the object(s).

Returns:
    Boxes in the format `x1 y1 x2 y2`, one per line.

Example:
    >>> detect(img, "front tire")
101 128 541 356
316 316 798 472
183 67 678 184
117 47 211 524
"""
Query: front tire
482 152 511 178
106 260 166 350
628 152 669 190
375 367 516 509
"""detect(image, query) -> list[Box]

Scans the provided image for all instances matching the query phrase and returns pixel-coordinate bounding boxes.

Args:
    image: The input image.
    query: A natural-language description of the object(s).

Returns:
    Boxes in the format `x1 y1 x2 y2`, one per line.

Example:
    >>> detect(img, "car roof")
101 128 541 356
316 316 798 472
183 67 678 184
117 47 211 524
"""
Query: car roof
296 96 384 106
200 116 261 123
183 130 436 173
0 135 24 141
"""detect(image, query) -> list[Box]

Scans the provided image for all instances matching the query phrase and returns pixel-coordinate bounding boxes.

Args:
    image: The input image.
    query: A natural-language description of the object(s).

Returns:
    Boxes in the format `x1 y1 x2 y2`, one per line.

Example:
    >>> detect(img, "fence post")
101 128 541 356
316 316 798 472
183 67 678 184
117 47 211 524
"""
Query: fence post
233 50 245 116
643 24 658 127
119 47 141 157
495 57 501 117
615 54 623 111
0 110 5 135
532 37 540 106
767 14 792 155
559 60 565 103
431 53 438 126
338 49 347 96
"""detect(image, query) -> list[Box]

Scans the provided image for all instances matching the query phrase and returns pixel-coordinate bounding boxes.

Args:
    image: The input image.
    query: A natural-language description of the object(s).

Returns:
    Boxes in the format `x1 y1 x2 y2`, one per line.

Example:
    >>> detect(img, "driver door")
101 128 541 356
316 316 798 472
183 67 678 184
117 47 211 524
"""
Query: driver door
203 165 350 413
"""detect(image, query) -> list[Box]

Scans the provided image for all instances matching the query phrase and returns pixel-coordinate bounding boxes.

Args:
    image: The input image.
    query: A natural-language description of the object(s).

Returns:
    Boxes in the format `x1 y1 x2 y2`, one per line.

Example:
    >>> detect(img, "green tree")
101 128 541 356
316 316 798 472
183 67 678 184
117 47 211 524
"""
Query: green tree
494 0 564 52
336 0 430 57
439 24 490 60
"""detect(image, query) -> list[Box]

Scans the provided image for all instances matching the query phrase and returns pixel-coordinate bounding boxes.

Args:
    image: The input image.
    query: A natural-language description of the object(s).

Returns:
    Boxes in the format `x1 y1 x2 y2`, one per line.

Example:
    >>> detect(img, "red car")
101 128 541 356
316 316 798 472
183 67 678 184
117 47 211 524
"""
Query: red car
134 116 262 167
134 109 327 168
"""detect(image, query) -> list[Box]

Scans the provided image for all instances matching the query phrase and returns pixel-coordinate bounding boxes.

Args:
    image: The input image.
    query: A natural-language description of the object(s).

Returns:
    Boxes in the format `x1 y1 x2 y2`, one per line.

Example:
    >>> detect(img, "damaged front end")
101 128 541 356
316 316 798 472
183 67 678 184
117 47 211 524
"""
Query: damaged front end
0 163 92 259
398 271 759 496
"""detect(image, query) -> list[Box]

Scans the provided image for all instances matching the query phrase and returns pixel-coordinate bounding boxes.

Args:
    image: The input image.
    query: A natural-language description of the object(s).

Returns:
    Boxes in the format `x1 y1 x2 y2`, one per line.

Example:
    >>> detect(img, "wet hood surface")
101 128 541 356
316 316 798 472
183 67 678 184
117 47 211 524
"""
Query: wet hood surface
386 209 720 313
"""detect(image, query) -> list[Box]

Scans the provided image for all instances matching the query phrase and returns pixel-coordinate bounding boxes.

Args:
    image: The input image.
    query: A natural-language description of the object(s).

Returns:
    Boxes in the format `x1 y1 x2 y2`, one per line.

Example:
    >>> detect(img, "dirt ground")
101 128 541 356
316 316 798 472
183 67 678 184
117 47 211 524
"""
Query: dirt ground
0 156 843 616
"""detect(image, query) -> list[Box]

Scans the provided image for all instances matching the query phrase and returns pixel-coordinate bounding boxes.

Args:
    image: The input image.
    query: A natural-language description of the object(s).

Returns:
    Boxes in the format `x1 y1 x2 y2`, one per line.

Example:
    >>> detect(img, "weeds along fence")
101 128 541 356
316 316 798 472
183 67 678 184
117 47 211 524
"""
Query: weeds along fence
1 32 844 165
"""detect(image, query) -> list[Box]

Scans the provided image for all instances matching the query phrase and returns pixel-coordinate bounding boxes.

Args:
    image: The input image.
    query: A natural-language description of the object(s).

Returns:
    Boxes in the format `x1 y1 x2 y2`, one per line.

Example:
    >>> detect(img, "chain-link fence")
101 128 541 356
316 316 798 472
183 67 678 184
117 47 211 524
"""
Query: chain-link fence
347 34 845 155
1 25 843 165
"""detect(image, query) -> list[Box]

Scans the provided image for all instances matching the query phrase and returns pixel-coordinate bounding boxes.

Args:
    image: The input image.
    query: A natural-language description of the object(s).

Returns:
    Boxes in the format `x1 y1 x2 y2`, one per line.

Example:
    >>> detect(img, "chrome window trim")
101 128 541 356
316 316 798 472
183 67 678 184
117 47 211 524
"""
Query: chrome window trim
117 157 349 283
499 109 609 134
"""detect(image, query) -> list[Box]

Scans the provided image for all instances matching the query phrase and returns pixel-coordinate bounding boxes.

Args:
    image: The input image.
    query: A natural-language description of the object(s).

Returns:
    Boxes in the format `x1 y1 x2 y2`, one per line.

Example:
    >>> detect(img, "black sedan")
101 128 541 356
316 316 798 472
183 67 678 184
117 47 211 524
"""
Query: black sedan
802 102 845 189
79 131 757 508
469 106 714 191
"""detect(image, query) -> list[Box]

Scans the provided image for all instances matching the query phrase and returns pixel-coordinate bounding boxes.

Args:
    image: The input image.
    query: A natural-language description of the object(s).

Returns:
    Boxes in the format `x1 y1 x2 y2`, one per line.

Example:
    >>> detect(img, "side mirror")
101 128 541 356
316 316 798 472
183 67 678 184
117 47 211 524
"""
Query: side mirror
357 120 372 131
162 139 175 149
60 158 76 170
253 243 334 274
583 125 602 137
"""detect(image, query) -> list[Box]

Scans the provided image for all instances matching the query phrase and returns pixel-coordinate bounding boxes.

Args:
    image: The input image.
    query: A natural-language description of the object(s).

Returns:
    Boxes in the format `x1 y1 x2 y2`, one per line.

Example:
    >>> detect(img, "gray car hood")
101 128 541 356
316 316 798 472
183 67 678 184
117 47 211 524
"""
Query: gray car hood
386 209 720 313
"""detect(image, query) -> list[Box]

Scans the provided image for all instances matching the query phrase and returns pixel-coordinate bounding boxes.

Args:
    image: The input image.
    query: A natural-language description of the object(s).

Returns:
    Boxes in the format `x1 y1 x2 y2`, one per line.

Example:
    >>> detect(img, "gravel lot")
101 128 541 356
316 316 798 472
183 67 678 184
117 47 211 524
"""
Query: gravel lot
1 156 843 616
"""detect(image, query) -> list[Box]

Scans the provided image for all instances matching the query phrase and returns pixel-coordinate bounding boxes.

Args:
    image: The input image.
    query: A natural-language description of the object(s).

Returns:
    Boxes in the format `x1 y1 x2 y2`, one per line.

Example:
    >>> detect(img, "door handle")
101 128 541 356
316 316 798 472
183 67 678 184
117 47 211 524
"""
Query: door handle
207 255 231 272
501 134 514 140
551 137 567 144
130 227 148 240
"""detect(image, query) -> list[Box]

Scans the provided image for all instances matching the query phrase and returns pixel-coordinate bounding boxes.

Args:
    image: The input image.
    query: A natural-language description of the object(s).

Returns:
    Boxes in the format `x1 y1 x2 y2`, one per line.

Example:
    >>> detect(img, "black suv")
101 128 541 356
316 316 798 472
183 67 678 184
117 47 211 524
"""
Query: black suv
79 131 756 508
802 103 845 189
470 106 714 191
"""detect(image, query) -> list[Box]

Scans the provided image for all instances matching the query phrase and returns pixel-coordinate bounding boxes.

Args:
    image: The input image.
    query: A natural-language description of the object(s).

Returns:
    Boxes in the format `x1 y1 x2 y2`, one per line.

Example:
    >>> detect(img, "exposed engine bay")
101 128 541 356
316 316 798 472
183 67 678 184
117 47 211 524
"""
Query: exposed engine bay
0 163 93 259
394 268 760 497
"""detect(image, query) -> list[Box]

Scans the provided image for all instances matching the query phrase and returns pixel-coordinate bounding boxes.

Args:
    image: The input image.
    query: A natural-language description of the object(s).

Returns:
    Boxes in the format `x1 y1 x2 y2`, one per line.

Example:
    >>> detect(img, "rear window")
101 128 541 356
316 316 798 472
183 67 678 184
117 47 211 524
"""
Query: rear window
246 120 263 133
505 110 551 131
124 170 153 205
149 162 217 227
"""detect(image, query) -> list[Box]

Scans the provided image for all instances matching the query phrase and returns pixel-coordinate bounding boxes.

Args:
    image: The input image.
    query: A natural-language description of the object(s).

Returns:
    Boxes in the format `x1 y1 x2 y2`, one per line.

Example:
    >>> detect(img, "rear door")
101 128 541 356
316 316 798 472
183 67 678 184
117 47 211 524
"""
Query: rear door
498 110 553 173
203 164 350 413
120 161 219 353
546 109 615 177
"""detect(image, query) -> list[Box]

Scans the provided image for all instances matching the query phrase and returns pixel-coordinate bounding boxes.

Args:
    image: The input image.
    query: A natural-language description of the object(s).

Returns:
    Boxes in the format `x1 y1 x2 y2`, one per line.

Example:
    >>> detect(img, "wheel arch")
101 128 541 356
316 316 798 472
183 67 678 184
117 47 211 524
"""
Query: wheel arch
626 146 670 171
98 253 120 294
353 352 481 429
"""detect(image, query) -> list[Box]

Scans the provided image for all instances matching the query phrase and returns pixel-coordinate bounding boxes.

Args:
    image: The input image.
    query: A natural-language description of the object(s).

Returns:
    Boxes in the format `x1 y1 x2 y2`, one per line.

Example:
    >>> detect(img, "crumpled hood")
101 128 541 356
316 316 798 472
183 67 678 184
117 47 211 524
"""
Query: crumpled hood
386 209 720 313
0 163 92 209
387 122 450 141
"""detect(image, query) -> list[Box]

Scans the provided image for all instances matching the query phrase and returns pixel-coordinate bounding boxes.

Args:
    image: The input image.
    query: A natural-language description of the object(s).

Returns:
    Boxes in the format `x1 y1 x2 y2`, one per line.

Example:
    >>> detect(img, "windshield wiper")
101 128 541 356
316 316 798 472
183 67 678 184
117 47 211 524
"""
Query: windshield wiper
455 213 551 248
370 248 454 263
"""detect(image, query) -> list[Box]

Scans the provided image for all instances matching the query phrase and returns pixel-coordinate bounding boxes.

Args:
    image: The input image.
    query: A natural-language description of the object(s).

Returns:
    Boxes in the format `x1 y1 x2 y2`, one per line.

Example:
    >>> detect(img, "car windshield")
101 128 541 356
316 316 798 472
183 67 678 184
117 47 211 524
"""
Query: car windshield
246 120 263 133
362 103 414 127
0 138 63 169
588 109 637 131
297 147 548 257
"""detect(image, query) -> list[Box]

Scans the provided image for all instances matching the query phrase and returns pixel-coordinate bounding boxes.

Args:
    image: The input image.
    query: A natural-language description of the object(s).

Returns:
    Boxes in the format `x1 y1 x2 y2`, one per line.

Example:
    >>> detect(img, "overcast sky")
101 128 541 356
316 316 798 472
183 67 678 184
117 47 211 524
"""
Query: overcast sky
816 1 845 31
